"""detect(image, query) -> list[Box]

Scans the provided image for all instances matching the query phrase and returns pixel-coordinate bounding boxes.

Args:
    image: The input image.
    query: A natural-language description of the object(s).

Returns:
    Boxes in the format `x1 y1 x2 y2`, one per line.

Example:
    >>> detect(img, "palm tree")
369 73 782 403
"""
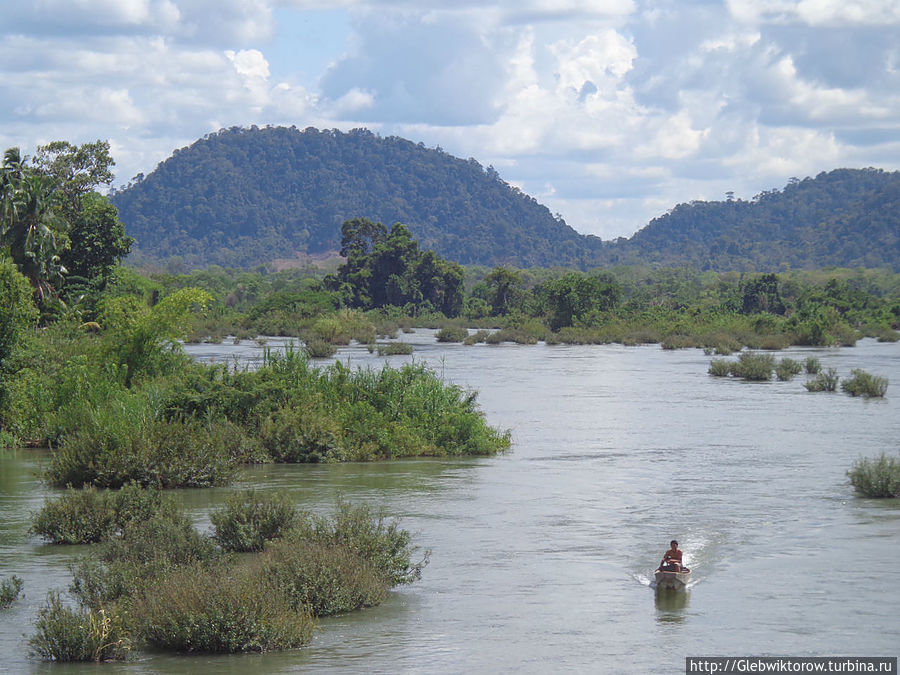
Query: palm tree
1 149 69 303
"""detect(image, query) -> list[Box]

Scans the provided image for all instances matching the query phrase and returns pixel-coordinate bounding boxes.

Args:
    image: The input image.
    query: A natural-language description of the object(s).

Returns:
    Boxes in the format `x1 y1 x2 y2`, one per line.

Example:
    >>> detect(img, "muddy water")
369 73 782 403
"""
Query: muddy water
1 334 898 672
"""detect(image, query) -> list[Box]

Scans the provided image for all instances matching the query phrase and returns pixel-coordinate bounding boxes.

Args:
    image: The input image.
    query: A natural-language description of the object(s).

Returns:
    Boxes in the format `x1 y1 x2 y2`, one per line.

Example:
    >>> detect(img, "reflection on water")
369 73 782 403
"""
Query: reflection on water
655 586 690 622
1 335 899 673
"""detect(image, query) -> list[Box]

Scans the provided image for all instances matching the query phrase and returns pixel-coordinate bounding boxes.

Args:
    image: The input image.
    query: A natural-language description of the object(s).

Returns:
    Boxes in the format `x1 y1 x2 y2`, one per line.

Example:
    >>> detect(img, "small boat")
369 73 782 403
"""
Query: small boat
654 567 691 590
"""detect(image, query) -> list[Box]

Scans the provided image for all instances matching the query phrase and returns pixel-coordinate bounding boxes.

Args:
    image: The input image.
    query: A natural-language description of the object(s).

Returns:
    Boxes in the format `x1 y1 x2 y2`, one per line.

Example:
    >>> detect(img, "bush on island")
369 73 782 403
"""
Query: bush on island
211 489 298 553
848 453 900 498
0 576 23 609
804 368 839 392
31 483 170 545
29 592 131 663
841 369 888 398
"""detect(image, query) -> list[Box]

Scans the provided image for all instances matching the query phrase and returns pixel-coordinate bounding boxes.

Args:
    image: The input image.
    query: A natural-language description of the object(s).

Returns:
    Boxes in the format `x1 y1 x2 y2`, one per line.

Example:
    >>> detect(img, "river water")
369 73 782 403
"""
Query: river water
1 332 898 673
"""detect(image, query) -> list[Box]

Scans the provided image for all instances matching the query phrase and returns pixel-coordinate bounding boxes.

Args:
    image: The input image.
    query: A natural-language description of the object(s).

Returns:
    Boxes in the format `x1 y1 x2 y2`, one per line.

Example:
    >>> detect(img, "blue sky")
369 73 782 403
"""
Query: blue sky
2 0 899 240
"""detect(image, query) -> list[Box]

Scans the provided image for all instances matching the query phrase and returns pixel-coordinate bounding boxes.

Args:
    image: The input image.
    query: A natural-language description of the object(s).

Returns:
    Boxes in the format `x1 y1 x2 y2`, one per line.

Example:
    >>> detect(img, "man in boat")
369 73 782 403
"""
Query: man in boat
659 540 683 572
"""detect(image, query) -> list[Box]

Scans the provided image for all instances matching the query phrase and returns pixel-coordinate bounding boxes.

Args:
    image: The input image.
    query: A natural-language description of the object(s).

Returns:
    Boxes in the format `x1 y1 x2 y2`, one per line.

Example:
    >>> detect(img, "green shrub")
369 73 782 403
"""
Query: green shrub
435 326 469 343
485 327 538 345
31 483 169 544
376 341 413 356
260 405 343 463
131 562 314 654
290 500 428 587
874 328 900 343
708 359 732 377
660 335 698 350
463 329 491 346
743 333 791 350
211 489 298 552
0 575 23 608
848 453 900 498
31 485 116 544
29 592 131 662
730 352 775 381
47 415 248 489
305 339 337 358
775 357 803 381
70 511 219 608
804 356 822 375
257 539 387 616
841 369 888 398
804 368 839 392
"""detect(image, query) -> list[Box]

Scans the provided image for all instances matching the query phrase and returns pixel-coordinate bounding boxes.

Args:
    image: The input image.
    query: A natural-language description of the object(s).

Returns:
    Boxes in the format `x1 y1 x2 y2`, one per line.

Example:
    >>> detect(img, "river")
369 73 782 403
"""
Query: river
1 332 898 673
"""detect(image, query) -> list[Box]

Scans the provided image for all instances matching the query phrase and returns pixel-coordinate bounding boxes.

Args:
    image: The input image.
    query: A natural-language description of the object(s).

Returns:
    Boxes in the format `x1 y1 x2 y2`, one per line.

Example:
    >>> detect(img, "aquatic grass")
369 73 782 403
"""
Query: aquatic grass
211 489 298 552
29 592 131 662
0 575 23 608
848 453 900 498
841 369 888 398
804 356 822 375
804 368 839 392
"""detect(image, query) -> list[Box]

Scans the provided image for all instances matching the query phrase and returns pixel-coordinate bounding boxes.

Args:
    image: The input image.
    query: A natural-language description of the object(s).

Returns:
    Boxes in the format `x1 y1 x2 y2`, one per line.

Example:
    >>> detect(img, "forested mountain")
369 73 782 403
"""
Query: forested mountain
598 168 900 271
111 126 598 269
111 125 900 271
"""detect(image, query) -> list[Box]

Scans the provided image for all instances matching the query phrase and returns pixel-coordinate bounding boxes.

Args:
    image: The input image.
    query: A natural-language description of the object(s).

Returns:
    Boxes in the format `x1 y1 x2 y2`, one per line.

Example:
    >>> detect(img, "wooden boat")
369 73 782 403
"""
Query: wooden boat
654 567 691 590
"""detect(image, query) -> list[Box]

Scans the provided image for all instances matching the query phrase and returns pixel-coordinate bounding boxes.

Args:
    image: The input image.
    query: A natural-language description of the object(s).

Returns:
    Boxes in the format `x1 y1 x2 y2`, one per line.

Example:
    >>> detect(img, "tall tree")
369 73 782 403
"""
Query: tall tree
327 218 464 316
34 140 115 213
0 150 68 302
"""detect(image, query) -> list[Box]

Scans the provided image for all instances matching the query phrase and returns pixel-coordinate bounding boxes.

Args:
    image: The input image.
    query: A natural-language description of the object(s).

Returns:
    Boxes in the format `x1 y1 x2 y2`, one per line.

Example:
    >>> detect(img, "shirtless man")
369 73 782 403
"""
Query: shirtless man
659 540 683 572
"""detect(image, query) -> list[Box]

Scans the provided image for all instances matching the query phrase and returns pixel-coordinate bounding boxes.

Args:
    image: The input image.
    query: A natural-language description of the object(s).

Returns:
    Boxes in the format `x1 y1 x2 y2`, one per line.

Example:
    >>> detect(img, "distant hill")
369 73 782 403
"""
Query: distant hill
111 126 598 270
597 168 900 271
111 126 900 271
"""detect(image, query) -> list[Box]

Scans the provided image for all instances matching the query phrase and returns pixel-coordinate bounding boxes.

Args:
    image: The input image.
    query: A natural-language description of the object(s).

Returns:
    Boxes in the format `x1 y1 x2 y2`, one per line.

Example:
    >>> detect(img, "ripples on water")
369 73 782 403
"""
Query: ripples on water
1 333 898 673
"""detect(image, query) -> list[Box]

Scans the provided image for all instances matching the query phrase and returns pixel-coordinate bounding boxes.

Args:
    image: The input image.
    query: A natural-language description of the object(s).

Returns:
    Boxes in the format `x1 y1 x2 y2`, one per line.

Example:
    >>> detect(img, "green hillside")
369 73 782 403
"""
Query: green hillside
599 168 900 271
111 126 900 271
111 126 597 269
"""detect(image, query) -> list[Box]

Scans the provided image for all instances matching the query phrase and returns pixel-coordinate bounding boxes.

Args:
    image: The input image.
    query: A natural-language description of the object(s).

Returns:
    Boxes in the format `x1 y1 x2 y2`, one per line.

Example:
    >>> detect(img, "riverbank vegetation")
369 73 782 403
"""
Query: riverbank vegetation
29 490 426 661
139 254 900 354
848 453 900 498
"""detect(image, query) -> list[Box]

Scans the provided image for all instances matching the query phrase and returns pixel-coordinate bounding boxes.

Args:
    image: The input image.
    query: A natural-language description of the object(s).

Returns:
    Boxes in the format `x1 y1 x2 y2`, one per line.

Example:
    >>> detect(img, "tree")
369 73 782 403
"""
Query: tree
0 254 38 367
34 140 115 213
2 142 131 310
0 150 69 302
539 272 622 330
327 218 464 316
59 192 133 300
483 267 525 316
99 287 212 384
738 273 785 315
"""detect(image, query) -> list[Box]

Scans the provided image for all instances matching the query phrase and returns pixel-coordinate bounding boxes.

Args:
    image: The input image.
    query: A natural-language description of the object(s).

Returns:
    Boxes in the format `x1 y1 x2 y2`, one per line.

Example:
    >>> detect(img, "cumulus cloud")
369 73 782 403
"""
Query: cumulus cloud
1 0 899 238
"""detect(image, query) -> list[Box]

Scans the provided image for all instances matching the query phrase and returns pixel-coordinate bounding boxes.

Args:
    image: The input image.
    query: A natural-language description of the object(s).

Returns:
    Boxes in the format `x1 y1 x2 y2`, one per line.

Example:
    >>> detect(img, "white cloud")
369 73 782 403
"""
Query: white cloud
1 1 899 240
727 0 900 26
